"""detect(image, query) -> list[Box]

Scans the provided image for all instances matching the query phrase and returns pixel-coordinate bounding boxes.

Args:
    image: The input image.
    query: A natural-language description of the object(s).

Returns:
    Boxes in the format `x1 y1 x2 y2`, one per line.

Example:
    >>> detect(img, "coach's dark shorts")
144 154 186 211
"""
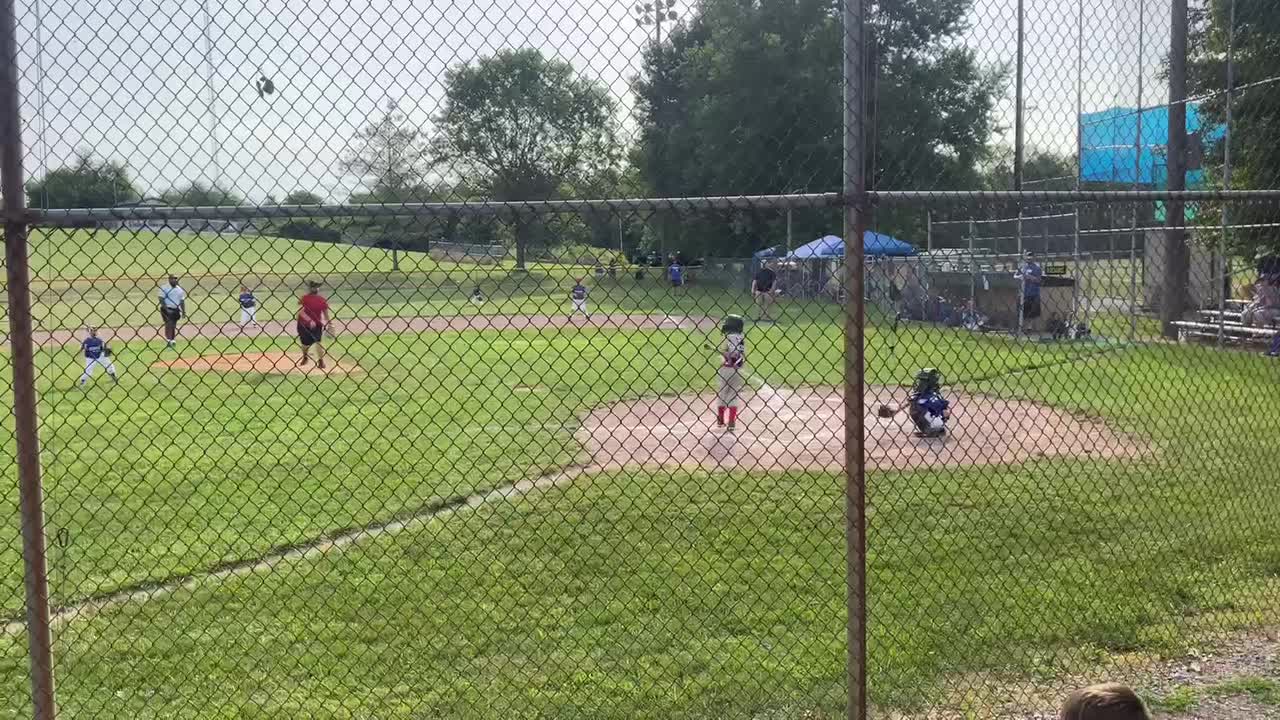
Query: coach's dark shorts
161 307 182 324
1022 295 1042 320
297 322 324 347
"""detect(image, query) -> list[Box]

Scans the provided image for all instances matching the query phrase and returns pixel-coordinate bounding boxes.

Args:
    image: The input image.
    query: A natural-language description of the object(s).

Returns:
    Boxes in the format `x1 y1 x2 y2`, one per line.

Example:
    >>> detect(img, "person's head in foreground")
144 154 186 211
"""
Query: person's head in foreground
168 275 179 287
1059 683 1150 720
87 327 98 338
308 281 321 294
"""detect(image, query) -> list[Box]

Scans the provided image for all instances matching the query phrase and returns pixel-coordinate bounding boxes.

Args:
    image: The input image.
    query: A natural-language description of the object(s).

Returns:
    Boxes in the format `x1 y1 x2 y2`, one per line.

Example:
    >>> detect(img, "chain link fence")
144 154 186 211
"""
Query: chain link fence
2 0 1280 718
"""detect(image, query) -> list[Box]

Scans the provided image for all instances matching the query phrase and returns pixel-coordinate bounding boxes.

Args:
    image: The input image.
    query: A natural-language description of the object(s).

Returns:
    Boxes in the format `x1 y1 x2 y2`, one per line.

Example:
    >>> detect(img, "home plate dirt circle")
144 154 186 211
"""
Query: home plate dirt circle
578 386 1145 472
152 351 362 376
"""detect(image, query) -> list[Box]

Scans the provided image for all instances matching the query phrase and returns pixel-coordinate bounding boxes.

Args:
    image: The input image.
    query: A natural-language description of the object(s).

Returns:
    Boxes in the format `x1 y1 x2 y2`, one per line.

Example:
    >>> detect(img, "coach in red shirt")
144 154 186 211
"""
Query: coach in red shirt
297 280 331 369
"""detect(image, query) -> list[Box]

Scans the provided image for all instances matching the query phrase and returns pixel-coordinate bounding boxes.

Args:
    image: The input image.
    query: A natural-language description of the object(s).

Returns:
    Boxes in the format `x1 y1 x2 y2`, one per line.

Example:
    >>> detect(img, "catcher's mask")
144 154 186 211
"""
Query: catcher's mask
721 314 745 334
912 368 942 396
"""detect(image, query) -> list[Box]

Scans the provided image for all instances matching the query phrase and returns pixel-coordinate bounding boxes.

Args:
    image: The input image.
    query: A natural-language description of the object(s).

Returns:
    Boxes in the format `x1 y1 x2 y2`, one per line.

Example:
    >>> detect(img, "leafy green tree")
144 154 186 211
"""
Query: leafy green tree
634 0 1001 255
432 48 619 268
25 152 139 209
1189 0 1280 259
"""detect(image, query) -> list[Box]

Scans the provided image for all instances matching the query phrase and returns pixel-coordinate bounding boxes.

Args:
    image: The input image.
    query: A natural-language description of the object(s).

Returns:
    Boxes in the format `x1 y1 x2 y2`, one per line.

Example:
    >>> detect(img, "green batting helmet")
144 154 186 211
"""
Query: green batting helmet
911 368 942 396
721 314 745 334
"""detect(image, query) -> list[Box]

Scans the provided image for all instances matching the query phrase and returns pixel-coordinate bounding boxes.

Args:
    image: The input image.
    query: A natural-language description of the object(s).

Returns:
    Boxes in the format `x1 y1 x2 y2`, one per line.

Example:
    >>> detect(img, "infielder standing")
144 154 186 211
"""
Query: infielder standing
716 314 746 431
570 278 589 319
238 285 259 327
158 274 186 349
78 328 119 387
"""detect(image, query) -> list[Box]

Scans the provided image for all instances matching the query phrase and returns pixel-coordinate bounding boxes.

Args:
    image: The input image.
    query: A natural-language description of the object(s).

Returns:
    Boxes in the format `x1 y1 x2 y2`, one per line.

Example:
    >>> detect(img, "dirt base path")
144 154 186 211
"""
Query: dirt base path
30 312 717 347
580 385 1146 472
152 351 363 376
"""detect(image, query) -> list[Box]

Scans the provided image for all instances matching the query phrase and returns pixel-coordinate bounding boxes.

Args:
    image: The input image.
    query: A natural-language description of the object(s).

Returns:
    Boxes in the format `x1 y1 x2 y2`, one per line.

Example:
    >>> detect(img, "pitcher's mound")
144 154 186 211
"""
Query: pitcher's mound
579 385 1146 473
152 351 362 377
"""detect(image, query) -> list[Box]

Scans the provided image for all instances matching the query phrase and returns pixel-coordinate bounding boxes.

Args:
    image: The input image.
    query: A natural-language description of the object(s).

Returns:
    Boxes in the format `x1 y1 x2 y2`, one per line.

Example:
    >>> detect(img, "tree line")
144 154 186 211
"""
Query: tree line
33 0 1268 262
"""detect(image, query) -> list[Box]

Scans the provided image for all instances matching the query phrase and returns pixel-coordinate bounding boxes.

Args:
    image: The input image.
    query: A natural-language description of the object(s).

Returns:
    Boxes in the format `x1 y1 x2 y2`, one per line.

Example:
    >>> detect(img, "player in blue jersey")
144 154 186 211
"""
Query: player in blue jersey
78 328 118 387
570 278 589 319
238 285 259 327
668 258 684 288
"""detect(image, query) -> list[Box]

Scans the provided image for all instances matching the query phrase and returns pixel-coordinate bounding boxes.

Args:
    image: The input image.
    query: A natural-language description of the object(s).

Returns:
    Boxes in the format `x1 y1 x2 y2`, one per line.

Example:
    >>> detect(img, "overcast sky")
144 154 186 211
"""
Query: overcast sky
12 0 1171 201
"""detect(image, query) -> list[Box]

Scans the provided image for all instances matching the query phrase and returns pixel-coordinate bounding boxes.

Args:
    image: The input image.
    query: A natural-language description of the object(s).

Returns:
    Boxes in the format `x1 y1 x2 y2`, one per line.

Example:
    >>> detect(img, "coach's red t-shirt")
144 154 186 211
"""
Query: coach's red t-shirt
298 293 329 327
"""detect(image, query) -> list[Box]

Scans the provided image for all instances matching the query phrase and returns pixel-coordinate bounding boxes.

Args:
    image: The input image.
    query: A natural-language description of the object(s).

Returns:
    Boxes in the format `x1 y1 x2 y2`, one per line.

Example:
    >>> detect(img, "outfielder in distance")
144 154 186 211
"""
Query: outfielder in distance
78 327 119 388
238 285 260 327
570 277 589 319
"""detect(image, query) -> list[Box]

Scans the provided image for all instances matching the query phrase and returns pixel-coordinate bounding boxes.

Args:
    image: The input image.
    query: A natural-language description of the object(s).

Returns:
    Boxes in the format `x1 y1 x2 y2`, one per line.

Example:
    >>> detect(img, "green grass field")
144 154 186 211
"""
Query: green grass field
1 229 1278 718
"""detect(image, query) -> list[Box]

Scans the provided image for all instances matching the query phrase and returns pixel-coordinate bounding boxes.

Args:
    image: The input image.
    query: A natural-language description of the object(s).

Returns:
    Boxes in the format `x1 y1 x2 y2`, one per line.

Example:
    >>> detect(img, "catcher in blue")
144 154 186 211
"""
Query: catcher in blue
906 368 948 438
77 328 119 387
716 314 746 431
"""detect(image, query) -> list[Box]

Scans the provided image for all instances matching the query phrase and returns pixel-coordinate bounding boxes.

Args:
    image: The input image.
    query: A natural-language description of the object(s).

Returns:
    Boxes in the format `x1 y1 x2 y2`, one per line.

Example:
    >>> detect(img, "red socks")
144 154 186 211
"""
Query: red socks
717 406 726 425
716 407 740 426
727 407 738 426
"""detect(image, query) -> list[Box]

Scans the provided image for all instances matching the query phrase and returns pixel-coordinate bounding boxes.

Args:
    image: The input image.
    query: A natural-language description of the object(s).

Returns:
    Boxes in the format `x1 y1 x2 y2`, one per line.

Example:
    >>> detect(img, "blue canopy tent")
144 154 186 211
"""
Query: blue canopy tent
775 232 917 300
786 231 916 258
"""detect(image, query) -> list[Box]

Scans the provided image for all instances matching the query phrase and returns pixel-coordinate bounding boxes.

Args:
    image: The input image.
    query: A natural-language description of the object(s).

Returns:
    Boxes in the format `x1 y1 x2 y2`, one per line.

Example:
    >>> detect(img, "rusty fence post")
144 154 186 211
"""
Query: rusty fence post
0 0 58 717
842 0 868 717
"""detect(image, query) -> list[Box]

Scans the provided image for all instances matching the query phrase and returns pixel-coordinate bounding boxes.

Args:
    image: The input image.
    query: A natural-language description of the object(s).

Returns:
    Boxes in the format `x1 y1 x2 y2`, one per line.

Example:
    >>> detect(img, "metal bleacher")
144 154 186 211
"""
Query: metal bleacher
1171 299 1278 345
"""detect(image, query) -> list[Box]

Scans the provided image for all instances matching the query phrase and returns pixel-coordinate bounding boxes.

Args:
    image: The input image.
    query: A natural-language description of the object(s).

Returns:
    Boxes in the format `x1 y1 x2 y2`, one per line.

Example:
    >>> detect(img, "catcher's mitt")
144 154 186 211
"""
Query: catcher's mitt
876 403 897 418
103 347 113 357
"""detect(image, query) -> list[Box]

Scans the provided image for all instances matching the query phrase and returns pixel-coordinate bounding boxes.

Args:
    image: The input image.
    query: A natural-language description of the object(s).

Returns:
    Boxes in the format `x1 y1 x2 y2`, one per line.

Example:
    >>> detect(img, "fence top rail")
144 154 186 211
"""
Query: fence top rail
24 194 844 223
871 189 1280 202
930 212 1076 225
18 189 1280 224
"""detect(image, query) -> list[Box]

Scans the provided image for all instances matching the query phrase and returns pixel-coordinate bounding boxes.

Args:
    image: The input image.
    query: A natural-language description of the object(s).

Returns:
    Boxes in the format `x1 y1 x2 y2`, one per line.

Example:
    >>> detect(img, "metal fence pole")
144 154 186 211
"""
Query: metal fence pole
1 0 58 717
842 0 867 715
1217 0 1235 346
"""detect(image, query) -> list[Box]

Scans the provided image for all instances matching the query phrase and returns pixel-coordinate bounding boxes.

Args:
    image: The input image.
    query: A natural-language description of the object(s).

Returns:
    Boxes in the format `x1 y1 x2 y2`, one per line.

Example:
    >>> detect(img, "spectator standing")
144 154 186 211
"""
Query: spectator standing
1016 251 1044 329
752 261 778 322
668 257 684 289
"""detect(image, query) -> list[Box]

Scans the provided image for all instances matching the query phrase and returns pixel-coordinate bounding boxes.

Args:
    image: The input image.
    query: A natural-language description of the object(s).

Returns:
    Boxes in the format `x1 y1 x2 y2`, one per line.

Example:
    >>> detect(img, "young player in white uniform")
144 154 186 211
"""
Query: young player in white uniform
238 286 259 327
716 315 746 431
570 278 589 318
78 328 119 387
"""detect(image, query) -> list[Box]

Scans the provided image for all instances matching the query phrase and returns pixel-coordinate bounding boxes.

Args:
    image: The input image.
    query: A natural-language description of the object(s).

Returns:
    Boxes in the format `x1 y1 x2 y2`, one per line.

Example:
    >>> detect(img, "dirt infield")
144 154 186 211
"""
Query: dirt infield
579 385 1146 472
152 351 362 377
33 312 715 347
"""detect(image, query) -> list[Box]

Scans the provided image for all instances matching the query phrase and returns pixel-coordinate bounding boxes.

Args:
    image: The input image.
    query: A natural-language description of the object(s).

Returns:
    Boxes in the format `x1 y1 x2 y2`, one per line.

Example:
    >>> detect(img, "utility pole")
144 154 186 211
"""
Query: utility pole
633 1 679 261
1013 0 1025 192
1161 0 1189 338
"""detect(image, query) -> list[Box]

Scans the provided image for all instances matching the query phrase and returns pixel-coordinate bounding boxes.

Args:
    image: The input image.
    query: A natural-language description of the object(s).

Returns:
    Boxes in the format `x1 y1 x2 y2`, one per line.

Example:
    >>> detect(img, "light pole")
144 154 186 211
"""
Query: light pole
200 0 223 194
633 0 678 46
632 1 679 261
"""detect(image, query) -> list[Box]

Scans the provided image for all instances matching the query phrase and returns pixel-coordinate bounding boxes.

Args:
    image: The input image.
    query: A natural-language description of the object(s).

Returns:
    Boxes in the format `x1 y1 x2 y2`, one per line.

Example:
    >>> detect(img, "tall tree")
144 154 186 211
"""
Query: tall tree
26 152 139 209
342 100 430 202
432 48 619 268
161 181 243 206
633 0 1001 255
283 190 325 205
1189 0 1280 258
